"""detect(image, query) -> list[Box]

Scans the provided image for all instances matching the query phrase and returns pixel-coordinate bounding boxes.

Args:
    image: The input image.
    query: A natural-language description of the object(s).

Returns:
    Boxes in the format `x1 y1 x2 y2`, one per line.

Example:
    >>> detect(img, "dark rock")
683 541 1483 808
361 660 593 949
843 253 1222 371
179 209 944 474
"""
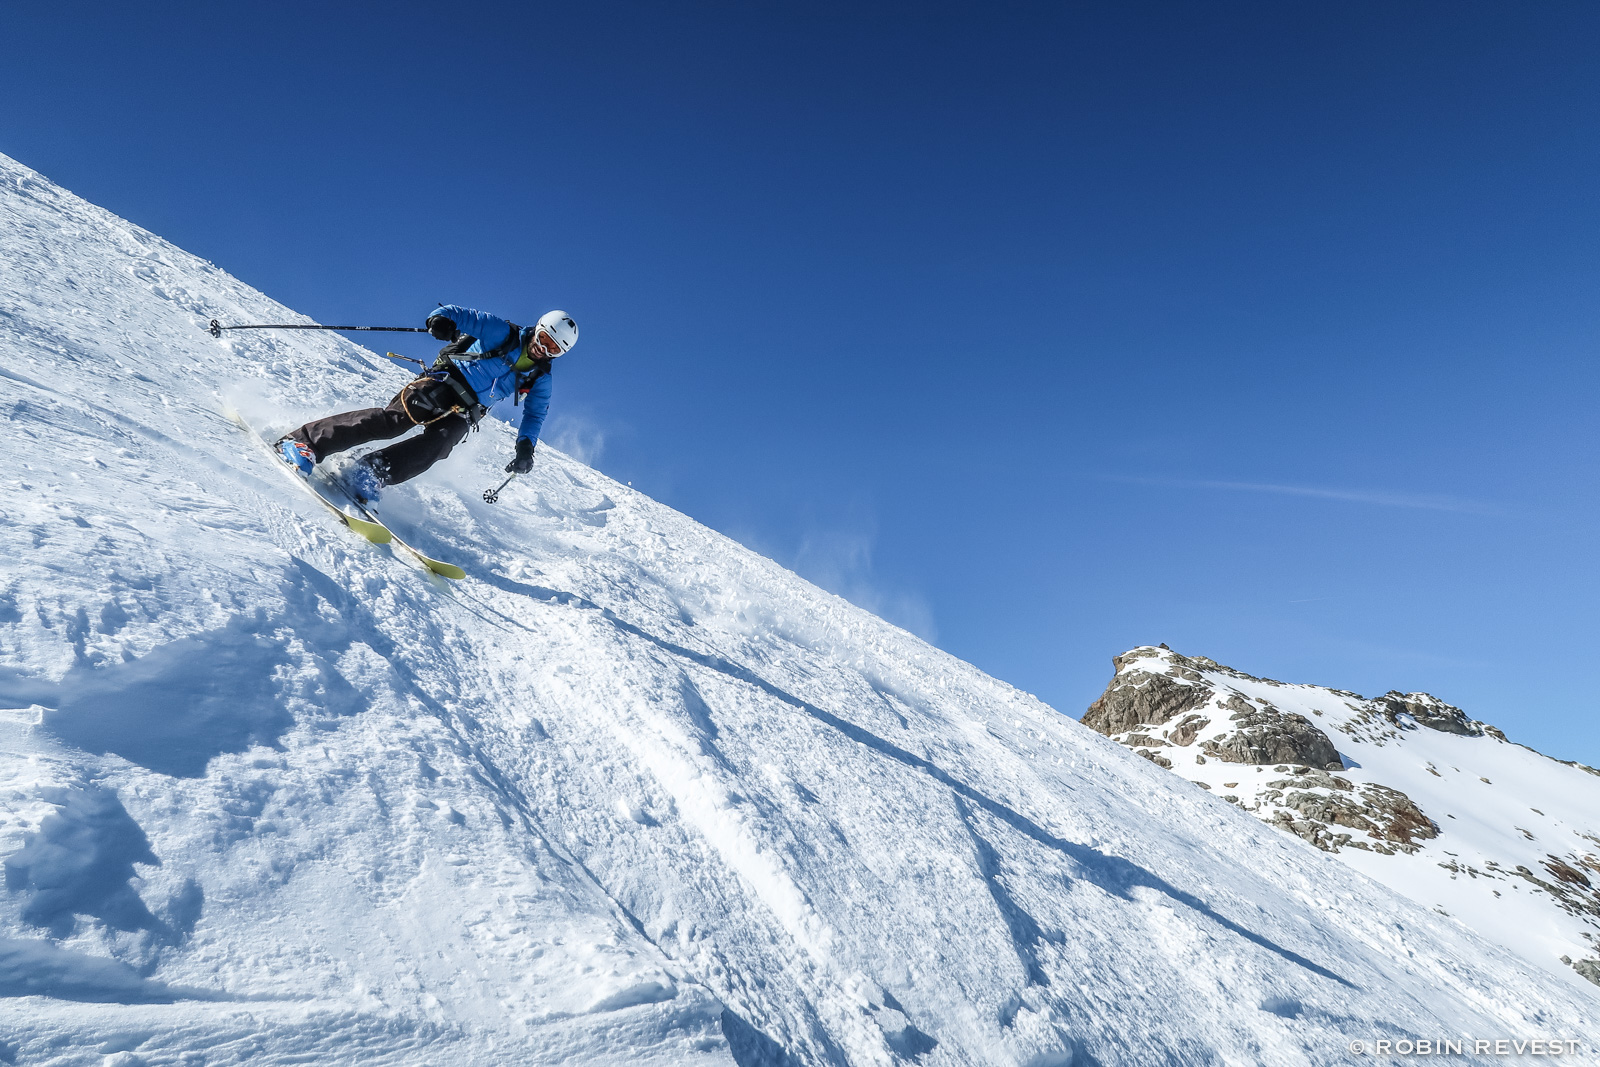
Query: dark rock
1279 792 1380 840
1378 692 1481 737
1267 770 1354 792
1167 715 1210 747
1221 693 1261 721
1201 711 1343 771
1493 854 1600 918
1355 784 1439 850
1544 857 1592 889
1086 650 1344 768
1083 671 1210 735
1267 809 1357 853
1264 783 1437 854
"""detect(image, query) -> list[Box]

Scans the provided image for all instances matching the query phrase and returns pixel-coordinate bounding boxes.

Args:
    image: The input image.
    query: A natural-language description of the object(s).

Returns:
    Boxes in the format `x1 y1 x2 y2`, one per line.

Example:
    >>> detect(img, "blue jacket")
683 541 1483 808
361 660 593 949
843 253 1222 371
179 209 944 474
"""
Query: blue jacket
430 305 552 445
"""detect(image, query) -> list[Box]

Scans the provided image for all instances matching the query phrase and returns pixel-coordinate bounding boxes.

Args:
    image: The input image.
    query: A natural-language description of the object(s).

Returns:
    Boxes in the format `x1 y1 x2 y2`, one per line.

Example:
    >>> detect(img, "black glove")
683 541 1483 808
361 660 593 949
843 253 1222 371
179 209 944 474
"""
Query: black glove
426 315 459 342
507 437 535 473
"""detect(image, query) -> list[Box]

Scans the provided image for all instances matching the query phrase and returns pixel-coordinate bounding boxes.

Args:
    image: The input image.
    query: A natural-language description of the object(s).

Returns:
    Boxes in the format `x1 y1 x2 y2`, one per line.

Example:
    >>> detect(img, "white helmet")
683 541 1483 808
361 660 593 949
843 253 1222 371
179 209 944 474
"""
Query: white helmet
535 310 579 354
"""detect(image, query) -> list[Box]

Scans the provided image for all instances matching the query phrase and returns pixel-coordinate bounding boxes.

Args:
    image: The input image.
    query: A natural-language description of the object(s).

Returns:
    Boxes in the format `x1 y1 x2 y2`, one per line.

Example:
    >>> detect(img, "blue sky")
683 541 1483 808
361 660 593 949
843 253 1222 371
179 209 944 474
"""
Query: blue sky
5 2 1598 759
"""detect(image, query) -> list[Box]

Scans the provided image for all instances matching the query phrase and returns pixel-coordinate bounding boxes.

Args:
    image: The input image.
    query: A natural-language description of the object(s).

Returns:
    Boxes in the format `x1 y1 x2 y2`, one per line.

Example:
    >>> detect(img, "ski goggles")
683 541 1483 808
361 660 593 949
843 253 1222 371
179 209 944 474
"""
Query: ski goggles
525 328 564 358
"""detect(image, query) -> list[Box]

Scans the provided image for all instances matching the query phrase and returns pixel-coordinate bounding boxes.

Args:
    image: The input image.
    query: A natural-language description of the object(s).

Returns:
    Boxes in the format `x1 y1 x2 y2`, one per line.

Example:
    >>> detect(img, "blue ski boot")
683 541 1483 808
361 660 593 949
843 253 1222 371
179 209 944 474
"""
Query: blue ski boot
276 437 316 476
342 458 385 506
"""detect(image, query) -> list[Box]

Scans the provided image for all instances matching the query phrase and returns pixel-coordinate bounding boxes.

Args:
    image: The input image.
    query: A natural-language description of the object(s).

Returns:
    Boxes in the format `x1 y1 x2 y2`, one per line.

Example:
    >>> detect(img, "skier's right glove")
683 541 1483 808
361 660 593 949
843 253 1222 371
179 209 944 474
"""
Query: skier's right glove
507 437 535 474
426 315 459 342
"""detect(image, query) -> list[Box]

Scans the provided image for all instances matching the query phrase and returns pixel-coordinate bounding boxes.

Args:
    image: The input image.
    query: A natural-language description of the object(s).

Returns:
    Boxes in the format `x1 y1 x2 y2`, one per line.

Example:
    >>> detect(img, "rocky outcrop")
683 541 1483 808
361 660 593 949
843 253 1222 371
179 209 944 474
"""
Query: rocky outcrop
1082 646 1434 855
1082 670 1210 735
1200 726 1341 769
1200 693 1343 770
1339 690 1502 748
1082 644 1600 992
1244 769 1440 855
1082 650 1343 770
1168 714 1209 747
1377 692 1483 736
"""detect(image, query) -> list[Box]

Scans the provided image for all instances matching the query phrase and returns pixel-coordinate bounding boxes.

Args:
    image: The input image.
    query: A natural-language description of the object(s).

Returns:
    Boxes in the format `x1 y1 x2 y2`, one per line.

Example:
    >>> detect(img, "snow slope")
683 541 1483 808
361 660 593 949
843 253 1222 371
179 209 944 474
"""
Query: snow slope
1084 645 1600 993
0 151 1594 1065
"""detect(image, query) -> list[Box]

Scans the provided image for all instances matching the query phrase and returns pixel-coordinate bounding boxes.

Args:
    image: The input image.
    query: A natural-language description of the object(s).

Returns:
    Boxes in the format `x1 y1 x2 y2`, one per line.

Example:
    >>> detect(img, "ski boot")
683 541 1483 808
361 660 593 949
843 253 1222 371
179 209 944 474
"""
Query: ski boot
341 457 386 506
276 437 316 476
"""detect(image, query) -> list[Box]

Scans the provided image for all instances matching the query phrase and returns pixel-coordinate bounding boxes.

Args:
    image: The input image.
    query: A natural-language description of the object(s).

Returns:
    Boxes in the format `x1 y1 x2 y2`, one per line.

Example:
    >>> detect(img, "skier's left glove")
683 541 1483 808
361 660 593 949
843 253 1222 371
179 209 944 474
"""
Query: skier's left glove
426 315 459 342
507 437 535 474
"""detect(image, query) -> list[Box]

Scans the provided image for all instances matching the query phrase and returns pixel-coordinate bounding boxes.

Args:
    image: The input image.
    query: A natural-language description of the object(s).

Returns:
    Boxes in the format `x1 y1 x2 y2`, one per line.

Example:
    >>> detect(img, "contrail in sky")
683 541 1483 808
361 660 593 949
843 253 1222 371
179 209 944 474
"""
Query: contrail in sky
1110 476 1501 515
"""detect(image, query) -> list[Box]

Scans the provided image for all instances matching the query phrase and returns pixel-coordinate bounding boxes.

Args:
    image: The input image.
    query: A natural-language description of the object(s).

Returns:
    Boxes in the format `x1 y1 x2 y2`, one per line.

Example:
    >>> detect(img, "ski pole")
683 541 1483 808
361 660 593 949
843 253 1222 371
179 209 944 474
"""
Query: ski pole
483 472 517 504
208 318 430 339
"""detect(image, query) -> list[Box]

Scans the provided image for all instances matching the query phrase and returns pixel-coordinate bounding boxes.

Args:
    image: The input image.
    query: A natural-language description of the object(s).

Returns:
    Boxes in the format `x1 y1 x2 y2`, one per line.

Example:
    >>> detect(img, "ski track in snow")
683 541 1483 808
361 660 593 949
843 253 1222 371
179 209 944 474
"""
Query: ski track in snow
0 151 1594 1065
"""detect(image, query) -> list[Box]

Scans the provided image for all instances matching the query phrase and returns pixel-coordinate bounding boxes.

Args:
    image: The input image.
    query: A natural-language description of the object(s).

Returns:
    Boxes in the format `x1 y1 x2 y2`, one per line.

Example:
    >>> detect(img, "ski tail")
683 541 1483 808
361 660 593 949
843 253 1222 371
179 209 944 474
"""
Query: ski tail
338 510 394 544
320 471 466 580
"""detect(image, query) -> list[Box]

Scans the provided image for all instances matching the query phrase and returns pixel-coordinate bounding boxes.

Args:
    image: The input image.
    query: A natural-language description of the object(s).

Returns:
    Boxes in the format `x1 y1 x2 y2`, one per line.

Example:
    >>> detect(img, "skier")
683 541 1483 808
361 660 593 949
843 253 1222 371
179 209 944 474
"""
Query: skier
276 305 578 502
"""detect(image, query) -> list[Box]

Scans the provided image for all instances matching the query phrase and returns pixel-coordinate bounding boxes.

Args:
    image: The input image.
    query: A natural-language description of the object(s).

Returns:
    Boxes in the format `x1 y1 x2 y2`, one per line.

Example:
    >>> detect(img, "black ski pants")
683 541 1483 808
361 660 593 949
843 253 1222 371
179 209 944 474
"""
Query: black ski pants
291 377 473 486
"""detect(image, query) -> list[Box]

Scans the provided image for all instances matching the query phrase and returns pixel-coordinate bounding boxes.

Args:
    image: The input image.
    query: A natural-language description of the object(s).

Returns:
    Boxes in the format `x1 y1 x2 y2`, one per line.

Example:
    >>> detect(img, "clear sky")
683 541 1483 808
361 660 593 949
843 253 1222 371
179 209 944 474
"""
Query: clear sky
4 1 1597 760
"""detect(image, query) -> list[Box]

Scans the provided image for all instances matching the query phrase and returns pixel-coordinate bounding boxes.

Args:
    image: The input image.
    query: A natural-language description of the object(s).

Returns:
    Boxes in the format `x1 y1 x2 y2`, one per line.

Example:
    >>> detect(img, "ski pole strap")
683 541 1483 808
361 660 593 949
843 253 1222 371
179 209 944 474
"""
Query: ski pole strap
207 319 429 338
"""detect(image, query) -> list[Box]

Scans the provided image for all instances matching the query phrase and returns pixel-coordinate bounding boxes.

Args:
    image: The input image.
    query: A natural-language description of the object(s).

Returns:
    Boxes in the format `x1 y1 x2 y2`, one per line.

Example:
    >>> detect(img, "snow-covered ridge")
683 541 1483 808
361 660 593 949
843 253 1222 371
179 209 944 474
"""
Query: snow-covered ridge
1 150 1596 1065
1084 645 1600 992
